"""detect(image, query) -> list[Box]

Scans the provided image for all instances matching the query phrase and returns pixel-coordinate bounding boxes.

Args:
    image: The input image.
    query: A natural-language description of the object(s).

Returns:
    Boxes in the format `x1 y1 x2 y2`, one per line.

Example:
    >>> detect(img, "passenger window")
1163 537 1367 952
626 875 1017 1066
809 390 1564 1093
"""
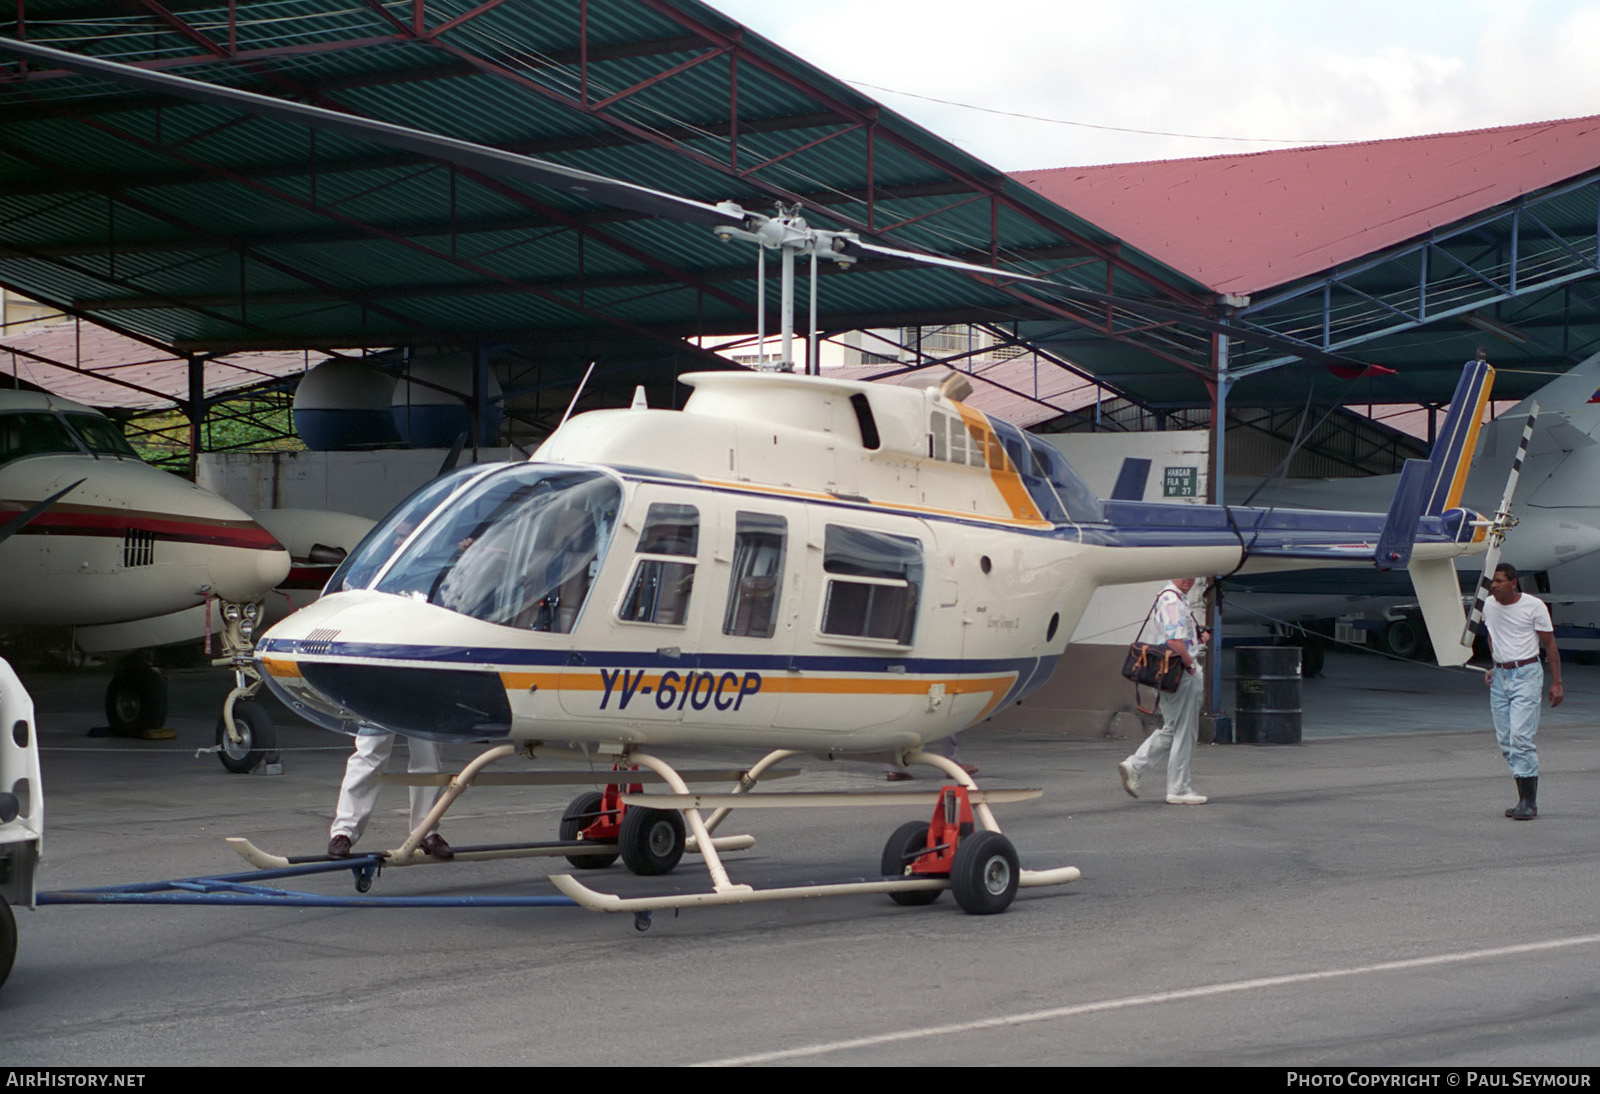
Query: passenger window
947 415 968 465
820 525 922 645
723 513 786 638
619 503 699 626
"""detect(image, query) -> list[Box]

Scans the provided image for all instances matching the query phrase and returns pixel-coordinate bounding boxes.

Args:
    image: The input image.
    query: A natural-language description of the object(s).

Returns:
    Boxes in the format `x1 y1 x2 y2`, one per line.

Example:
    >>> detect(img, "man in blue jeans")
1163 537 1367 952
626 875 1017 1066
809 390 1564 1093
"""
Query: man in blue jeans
1483 563 1563 820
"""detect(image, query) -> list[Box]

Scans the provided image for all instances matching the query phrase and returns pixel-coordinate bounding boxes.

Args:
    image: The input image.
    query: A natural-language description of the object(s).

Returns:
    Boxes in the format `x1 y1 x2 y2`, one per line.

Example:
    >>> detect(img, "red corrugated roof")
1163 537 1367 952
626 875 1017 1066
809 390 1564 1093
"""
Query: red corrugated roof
1012 115 1600 296
823 357 1099 428
0 320 321 409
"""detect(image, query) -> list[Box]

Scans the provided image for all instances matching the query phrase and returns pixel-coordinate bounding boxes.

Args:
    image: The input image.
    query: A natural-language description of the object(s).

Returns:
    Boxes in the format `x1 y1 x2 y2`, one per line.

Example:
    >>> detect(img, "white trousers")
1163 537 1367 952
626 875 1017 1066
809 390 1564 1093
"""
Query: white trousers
1125 667 1202 797
330 732 443 845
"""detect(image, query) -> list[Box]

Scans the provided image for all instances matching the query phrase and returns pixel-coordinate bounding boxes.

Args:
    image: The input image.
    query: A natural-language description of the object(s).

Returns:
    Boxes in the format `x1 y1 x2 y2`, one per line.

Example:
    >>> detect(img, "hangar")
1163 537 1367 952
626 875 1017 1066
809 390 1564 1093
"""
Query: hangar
0 2 1596 486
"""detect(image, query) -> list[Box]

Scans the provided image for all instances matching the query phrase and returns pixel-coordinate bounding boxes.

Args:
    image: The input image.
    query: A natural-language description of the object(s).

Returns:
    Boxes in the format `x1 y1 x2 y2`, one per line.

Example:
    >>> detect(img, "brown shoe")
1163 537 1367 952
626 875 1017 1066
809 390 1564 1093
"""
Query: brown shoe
327 834 353 858
419 833 454 859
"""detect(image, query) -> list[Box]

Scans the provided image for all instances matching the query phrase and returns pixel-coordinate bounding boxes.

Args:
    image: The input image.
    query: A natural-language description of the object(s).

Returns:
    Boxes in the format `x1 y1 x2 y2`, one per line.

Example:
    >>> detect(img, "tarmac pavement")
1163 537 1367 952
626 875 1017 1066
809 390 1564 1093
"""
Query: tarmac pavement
2 647 1599 1067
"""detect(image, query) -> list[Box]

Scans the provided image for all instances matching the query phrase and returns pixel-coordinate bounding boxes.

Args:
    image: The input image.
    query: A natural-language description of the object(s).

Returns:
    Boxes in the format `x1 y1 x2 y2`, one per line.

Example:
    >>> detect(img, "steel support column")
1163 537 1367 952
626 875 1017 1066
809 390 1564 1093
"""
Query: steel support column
1208 328 1231 741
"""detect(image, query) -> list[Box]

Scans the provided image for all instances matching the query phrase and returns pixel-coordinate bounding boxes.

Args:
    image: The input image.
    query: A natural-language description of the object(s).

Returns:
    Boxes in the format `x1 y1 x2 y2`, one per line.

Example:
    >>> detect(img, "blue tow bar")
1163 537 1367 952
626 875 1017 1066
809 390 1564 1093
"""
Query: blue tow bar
38 855 578 909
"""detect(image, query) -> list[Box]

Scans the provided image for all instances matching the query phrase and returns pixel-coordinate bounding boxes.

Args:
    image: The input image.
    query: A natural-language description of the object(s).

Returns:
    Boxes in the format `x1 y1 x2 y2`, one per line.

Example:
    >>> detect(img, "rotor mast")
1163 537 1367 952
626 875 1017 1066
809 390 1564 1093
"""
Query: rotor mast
716 205 856 375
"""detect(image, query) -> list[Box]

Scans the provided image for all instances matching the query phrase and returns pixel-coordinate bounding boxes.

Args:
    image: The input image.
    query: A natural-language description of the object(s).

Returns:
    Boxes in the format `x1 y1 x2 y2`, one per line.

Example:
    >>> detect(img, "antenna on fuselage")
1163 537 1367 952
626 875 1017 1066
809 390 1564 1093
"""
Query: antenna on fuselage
559 361 598 428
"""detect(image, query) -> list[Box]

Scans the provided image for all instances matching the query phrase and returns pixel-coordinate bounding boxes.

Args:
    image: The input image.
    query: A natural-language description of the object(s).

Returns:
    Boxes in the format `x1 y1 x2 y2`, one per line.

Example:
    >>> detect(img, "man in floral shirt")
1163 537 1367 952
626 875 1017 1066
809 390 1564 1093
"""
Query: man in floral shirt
1117 577 1210 805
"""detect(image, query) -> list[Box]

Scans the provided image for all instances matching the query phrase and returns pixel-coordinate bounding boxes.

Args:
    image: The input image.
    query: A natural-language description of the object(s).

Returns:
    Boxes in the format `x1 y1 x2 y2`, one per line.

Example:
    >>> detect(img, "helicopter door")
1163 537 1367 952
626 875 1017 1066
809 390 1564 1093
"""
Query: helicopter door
559 486 715 729
686 504 800 733
771 512 952 740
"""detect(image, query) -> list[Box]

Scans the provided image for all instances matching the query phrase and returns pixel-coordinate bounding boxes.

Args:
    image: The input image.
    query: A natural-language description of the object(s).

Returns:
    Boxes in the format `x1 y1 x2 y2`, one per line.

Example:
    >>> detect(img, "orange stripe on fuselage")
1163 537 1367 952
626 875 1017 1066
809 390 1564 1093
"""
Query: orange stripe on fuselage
695 477 1052 530
948 401 1044 524
499 670 1016 721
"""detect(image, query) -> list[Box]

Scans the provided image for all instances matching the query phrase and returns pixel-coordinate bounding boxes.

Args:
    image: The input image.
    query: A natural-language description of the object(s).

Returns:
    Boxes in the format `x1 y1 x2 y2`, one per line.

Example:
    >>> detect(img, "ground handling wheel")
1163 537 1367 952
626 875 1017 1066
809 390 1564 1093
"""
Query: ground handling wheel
105 660 167 736
559 791 619 870
215 699 278 775
880 820 941 906
949 830 1020 915
617 806 685 876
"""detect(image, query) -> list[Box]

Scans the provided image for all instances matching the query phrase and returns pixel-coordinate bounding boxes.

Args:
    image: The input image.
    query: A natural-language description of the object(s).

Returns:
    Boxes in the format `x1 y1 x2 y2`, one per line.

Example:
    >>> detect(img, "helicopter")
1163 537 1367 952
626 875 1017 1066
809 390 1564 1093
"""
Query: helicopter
234 354 1495 920
0 37 1499 919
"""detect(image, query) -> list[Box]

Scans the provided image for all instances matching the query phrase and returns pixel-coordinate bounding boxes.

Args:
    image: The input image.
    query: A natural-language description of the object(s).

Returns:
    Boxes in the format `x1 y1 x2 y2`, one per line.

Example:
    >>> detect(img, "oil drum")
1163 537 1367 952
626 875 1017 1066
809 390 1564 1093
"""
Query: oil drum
1235 645 1302 744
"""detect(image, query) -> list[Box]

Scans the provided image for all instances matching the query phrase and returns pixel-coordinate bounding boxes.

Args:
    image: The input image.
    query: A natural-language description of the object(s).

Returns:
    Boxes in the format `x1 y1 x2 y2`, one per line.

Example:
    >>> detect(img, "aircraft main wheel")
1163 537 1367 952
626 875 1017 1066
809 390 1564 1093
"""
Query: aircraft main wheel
1380 617 1423 659
215 700 277 775
949 830 1019 916
105 661 167 736
0 893 15 991
617 807 685 876
559 791 619 870
880 820 941 906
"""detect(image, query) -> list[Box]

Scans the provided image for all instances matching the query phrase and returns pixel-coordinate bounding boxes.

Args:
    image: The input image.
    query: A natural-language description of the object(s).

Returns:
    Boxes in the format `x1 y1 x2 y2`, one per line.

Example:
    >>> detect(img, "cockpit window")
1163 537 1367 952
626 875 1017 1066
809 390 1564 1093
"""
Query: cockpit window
990 418 1069 524
325 463 492 594
64 414 138 459
618 503 700 626
1025 434 1104 522
374 465 621 633
0 412 82 466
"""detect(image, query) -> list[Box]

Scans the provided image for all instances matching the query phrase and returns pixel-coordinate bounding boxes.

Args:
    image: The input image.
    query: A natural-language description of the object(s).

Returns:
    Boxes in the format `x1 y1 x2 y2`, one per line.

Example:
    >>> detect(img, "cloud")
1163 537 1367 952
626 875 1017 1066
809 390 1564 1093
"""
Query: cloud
711 0 1600 168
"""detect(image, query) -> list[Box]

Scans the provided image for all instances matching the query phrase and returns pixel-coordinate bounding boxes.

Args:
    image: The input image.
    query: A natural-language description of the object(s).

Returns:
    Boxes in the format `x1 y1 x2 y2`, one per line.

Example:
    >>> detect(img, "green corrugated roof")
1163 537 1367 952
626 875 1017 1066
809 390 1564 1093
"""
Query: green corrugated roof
0 0 1212 384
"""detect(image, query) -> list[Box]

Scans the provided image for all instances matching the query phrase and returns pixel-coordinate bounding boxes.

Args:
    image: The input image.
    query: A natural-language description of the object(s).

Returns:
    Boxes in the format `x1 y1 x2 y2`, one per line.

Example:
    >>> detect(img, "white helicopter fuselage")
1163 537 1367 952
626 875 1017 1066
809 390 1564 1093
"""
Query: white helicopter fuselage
256 370 1486 757
0 392 290 631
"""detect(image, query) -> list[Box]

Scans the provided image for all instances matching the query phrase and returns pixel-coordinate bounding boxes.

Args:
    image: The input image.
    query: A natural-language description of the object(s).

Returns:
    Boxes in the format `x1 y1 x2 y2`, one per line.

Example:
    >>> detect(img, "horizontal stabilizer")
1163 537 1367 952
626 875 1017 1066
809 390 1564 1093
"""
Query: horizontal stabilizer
1409 557 1474 667
1373 459 1432 571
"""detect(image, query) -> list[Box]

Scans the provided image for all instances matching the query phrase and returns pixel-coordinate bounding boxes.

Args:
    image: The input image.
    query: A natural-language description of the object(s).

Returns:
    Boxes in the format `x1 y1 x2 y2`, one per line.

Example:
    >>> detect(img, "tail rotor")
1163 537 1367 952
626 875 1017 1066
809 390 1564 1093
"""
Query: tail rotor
1461 402 1540 648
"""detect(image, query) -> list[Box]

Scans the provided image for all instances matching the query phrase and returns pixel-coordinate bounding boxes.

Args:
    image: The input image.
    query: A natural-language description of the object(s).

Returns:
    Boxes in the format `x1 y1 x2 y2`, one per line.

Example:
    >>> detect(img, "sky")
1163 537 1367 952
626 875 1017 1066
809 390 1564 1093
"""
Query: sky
708 0 1600 170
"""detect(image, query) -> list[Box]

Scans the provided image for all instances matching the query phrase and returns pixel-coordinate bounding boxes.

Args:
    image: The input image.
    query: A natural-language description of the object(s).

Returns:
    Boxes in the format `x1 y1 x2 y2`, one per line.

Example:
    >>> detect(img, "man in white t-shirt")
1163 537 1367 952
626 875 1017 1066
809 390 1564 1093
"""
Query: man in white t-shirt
1482 563 1563 820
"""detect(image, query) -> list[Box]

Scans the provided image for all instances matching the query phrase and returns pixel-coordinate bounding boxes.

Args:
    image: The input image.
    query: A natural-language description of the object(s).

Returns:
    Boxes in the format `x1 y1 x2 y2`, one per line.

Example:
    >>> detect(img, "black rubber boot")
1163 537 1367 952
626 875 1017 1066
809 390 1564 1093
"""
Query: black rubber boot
1505 776 1523 818
1509 776 1538 820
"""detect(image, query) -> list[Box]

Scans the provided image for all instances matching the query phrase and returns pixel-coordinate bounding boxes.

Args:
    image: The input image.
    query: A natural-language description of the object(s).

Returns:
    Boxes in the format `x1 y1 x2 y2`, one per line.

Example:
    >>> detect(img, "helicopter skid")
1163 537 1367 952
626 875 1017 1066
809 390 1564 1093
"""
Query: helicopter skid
552 865 1082 915
557 746 1078 921
620 788 1042 809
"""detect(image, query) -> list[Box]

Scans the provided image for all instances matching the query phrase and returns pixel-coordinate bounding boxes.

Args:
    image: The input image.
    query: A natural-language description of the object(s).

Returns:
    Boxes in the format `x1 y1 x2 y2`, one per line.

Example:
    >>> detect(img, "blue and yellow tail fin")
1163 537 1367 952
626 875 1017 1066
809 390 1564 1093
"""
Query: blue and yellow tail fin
1420 358 1495 516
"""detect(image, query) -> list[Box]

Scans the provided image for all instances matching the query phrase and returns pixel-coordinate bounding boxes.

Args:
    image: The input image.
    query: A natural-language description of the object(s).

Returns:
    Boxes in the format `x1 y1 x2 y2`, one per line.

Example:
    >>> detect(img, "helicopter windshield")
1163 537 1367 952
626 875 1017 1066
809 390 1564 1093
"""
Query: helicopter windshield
374 465 620 633
324 463 493 595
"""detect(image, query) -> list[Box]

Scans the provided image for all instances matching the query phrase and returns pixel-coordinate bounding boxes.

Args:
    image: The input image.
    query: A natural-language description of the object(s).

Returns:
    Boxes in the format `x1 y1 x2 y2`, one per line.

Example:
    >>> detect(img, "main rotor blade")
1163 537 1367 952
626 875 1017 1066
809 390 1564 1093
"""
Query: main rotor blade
0 37 737 229
846 236 1392 377
838 237 1059 284
0 38 1397 381
0 476 84 548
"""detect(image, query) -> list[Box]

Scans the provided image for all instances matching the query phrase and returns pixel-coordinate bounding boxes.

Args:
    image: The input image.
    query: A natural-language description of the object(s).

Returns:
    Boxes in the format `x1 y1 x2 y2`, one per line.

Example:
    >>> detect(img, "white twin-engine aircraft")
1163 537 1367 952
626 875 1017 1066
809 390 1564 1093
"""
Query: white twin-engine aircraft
247 360 1495 920
0 391 292 732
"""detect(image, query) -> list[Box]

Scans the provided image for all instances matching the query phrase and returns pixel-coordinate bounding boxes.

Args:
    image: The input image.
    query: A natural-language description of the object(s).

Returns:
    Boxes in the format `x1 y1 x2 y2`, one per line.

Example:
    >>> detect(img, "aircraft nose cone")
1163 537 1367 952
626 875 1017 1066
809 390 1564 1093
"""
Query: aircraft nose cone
258 541 293 590
206 524 291 601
